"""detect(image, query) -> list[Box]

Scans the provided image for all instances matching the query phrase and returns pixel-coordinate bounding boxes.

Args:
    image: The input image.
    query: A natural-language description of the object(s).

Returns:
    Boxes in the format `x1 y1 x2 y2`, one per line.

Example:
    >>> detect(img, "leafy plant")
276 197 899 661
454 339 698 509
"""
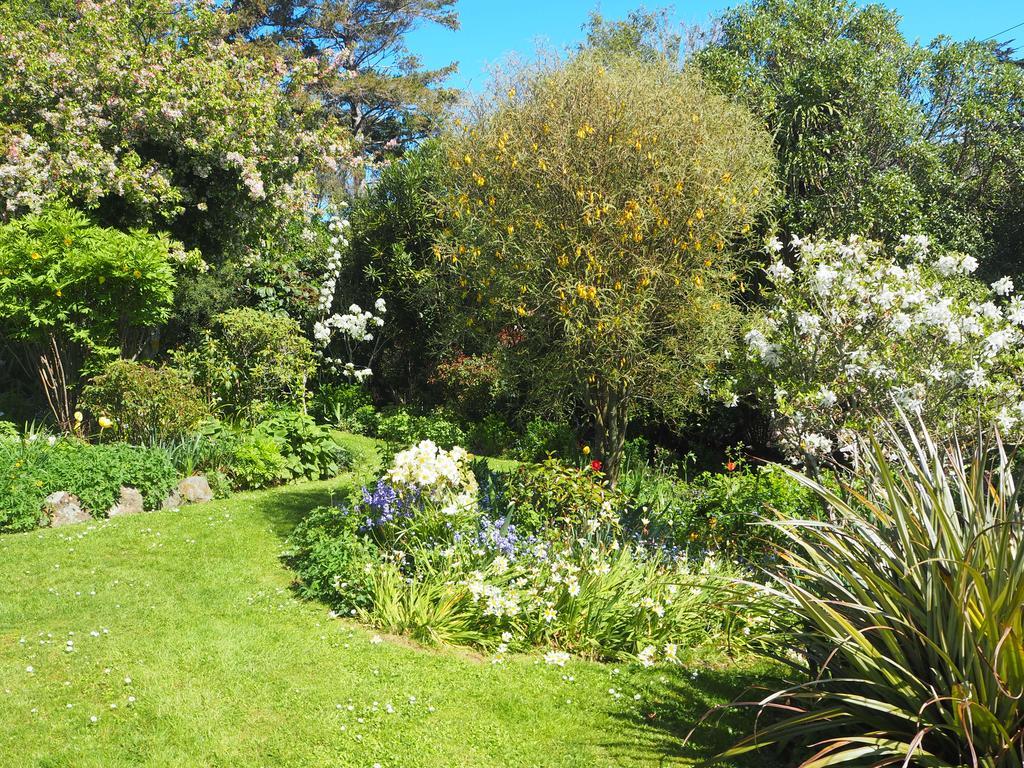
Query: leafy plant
172 308 315 420
0 203 177 429
313 383 377 434
0 436 178 531
372 407 467 452
254 409 348 482
513 417 576 462
227 434 287 490
477 459 621 538
285 502 380 616
721 423 1024 766
620 460 824 565
81 359 208 445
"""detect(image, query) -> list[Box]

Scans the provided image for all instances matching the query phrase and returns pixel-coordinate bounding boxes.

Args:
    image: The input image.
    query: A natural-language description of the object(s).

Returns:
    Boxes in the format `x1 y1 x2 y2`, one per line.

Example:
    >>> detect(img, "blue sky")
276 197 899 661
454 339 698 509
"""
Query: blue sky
407 1 1024 92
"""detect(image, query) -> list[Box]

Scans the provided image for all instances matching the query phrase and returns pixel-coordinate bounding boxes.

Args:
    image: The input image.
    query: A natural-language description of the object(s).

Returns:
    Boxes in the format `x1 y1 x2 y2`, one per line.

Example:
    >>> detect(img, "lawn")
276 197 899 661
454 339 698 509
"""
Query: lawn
0 440 779 768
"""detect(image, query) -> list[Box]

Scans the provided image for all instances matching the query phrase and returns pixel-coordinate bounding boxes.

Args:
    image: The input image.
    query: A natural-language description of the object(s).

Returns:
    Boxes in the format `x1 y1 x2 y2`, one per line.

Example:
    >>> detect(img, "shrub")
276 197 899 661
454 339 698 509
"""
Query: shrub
81 359 208 445
285 502 380 616
254 409 348 482
173 308 315 420
620 461 824 565
0 437 178 532
430 353 503 421
372 407 467 452
479 460 622 537
0 203 177 429
313 383 375 433
513 417 576 462
467 413 517 457
722 424 1024 765
226 433 287 490
740 234 1024 464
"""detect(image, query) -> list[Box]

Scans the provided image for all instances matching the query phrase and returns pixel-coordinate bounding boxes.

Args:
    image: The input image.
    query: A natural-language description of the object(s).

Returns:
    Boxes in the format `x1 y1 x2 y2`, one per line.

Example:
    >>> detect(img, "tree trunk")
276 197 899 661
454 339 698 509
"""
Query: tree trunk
591 383 629 485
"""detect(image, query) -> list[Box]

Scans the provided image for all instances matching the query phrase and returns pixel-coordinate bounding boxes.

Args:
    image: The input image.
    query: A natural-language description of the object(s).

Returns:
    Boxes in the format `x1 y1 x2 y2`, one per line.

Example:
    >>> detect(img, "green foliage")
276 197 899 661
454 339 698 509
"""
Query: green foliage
254 410 348 482
227 433 288 491
581 8 681 64
81 359 208 445
313 383 376 434
0 204 177 427
696 0 1024 263
285 502 380 615
725 424 1024 766
479 460 622 537
621 462 823 564
346 141 455 399
436 52 774 479
364 563 488 648
372 407 467 452
466 413 517 457
173 308 315 419
0 436 177 532
429 353 503 421
513 417 576 462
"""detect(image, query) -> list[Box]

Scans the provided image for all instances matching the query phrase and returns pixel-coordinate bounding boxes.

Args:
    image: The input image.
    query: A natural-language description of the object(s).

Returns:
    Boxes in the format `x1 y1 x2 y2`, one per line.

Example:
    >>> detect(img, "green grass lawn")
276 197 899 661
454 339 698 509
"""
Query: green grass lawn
0 438 780 767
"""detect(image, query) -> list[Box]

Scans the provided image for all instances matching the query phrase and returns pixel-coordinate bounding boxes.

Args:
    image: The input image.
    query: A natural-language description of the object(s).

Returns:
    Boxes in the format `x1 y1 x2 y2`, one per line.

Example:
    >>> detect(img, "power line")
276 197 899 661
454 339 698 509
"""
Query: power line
982 20 1024 42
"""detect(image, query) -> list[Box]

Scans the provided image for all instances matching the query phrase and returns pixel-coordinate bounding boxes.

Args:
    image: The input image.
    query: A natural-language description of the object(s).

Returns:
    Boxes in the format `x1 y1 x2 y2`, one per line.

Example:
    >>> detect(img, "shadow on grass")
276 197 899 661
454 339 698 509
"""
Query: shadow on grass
246 478 360 539
604 665 792 767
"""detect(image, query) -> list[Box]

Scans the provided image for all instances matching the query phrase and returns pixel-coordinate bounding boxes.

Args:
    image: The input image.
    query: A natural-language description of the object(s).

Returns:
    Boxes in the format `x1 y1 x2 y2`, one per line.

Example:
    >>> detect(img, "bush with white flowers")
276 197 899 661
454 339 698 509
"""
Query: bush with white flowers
313 214 387 382
742 234 1024 462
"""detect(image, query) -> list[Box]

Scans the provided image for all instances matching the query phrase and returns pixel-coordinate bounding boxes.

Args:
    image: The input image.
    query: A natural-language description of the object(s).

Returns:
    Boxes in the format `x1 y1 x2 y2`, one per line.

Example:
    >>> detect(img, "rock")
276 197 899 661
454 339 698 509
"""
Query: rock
161 490 182 511
107 486 144 517
177 475 213 504
44 491 91 527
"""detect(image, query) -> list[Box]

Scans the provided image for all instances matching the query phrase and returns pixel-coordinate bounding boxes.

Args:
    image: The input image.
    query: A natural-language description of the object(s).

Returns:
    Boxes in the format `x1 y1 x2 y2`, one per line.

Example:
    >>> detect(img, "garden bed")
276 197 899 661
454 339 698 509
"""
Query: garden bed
0 474 780 767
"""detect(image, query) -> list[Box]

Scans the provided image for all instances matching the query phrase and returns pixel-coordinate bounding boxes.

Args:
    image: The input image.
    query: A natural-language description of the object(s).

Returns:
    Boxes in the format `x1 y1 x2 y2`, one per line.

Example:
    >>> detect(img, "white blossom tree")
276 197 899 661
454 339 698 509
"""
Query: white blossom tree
740 234 1024 463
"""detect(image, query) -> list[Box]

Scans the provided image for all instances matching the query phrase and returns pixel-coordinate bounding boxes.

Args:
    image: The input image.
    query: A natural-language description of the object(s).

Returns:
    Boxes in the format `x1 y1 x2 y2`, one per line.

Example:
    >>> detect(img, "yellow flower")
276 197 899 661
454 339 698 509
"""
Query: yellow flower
133 269 142 278
98 416 114 430
30 252 40 260
582 445 591 455
74 411 83 423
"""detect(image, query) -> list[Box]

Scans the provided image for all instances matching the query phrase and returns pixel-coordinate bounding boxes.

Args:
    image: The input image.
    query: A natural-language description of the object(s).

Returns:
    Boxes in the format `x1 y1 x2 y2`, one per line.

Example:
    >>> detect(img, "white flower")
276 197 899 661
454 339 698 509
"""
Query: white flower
811 264 838 295
817 387 837 408
992 276 1014 296
795 312 821 336
637 645 657 667
765 236 784 253
935 254 959 276
766 260 793 282
544 651 570 667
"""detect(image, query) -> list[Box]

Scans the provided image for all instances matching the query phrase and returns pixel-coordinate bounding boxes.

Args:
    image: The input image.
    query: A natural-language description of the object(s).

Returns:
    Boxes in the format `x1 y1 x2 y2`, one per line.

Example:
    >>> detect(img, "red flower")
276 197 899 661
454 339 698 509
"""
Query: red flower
725 460 737 472
590 460 603 472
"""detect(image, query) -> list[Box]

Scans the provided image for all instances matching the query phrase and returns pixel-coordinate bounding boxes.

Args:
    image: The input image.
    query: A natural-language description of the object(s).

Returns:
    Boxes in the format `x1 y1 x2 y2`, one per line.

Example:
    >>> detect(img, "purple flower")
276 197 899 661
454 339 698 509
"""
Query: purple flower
476 516 522 558
358 480 416 531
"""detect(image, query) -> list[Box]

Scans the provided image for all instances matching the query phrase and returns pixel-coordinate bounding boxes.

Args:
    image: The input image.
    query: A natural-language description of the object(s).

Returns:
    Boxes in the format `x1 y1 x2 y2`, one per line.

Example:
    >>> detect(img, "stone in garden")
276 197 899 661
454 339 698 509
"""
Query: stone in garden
161 490 183 511
177 475 213 504
44 491 91 527
107 486 144 517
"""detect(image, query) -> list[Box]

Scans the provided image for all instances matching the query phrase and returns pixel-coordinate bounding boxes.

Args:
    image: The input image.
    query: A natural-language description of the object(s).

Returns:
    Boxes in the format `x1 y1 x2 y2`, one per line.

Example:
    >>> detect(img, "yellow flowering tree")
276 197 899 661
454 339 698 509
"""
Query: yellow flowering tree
435 53 774 480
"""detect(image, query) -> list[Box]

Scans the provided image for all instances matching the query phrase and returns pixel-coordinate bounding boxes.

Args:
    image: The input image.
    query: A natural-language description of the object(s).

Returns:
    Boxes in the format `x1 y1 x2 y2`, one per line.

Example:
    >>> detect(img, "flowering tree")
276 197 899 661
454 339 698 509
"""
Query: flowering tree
741 234 1024 463
434 53 774 481
312 215 386 382
0 0 351 265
